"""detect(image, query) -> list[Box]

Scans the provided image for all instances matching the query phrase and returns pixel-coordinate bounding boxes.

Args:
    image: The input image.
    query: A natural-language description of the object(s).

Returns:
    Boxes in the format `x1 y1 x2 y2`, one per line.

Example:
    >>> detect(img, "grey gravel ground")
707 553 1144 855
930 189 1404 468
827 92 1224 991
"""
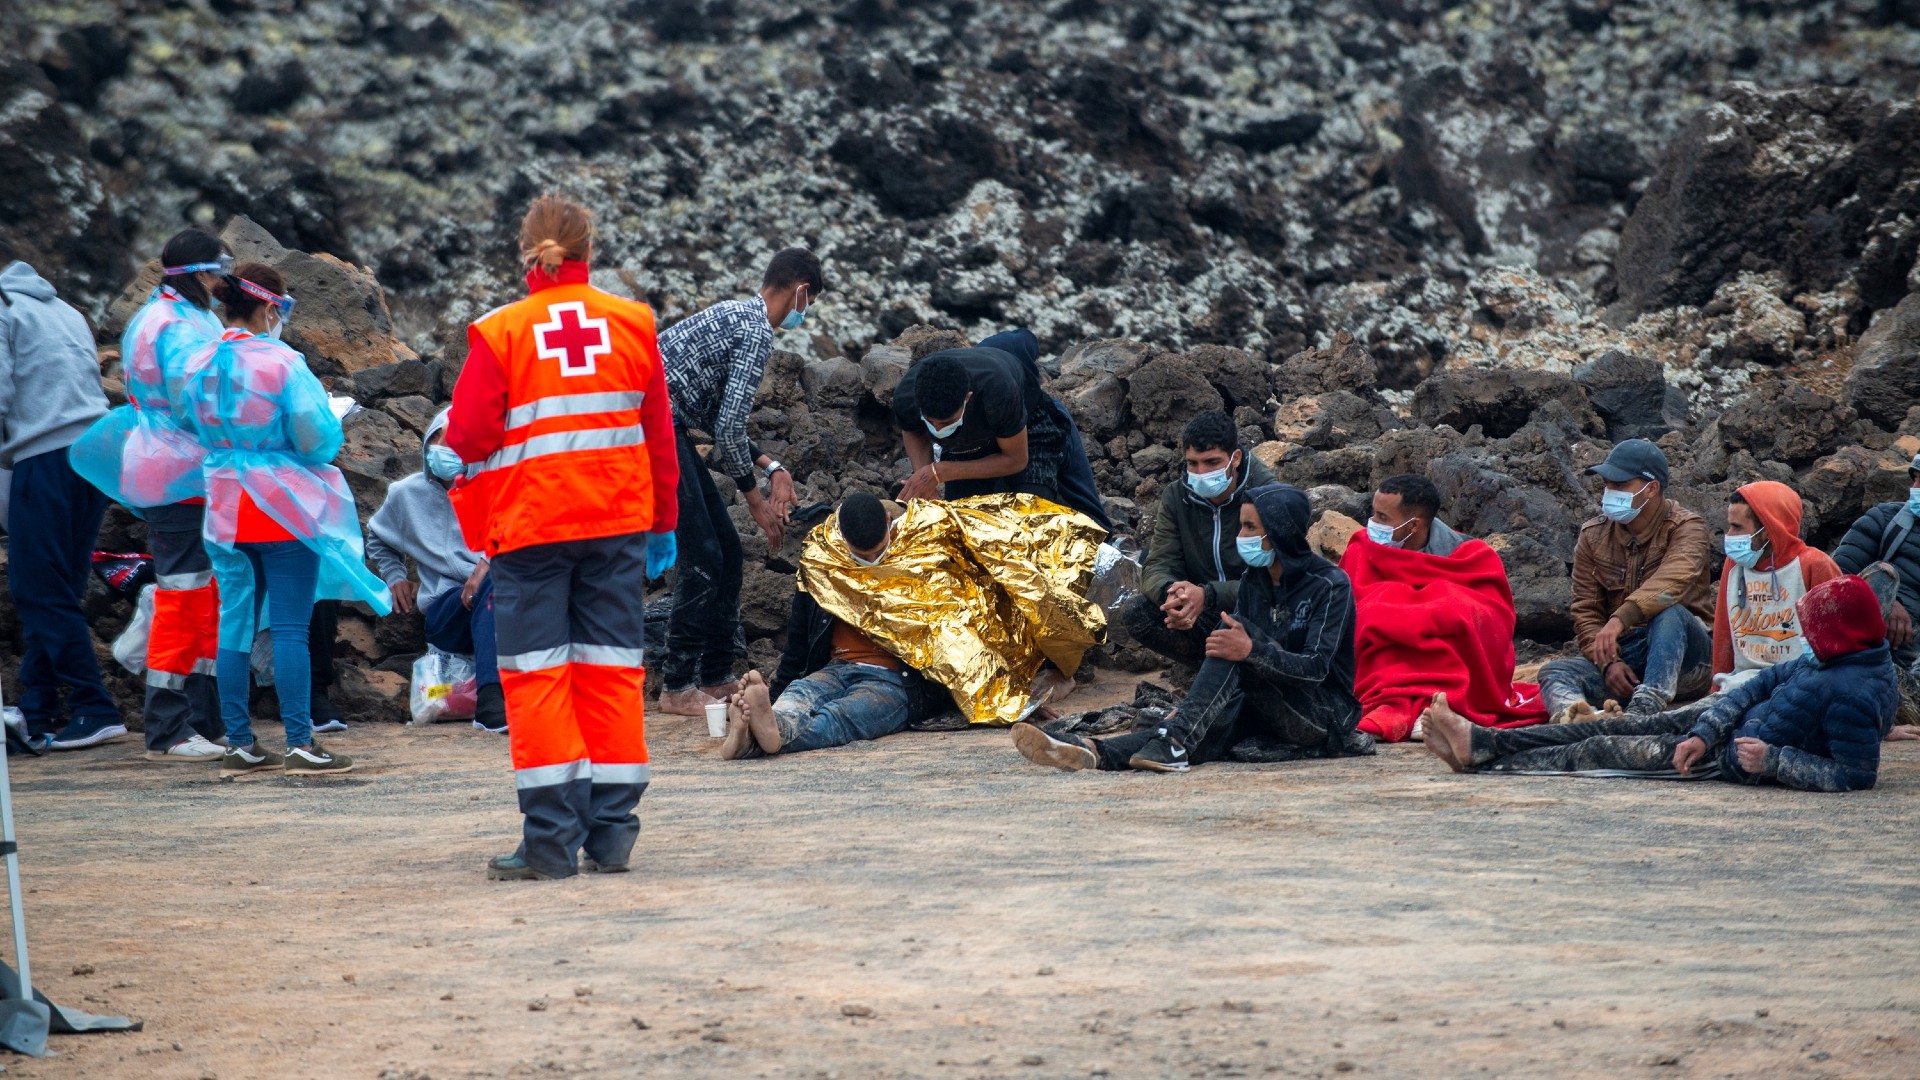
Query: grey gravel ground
6 679 1917 1079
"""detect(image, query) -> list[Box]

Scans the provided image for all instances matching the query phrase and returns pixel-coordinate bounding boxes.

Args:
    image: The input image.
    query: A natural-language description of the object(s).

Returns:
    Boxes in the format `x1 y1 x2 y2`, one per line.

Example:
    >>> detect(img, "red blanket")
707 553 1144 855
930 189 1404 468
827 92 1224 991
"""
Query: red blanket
1338 533 1547 742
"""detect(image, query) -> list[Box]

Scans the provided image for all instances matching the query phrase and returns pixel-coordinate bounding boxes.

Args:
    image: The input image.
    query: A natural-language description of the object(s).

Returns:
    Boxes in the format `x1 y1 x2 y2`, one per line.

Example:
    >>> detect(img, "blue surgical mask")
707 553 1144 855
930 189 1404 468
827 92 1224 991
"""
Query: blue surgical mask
1907 487 1920 517
1724 532 1765 571
1236 535 1274 568
1600 485 1648 524
426 445 464 482
925 415 963 440
780 287 809 332
1186 465 1232 499
1367 518 1413 548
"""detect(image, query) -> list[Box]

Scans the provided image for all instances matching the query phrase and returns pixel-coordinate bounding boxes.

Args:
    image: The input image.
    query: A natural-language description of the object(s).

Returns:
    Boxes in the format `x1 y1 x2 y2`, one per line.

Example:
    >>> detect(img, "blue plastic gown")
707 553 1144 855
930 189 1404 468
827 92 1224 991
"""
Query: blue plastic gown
182 330 392 650
69 286 225 508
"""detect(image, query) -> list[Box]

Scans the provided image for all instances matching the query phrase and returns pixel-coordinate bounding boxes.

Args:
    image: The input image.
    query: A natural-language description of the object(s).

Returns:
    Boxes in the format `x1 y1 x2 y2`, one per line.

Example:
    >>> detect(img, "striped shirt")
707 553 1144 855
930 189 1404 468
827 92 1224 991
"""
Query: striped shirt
658 296 774 489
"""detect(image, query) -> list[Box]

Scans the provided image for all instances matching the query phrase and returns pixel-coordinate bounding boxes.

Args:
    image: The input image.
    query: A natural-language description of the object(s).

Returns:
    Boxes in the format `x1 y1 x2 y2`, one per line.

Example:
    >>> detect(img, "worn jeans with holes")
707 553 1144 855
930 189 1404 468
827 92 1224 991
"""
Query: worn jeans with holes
771 663 911 754
216 540 318 749
663 427 744 692
1469 698 1718 776
1539 605 1712 716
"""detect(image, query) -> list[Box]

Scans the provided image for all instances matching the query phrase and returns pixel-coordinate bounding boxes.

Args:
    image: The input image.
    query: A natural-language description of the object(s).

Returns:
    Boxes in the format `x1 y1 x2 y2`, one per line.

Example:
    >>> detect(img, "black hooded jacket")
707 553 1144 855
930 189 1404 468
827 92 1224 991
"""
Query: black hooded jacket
1233 485 1360 708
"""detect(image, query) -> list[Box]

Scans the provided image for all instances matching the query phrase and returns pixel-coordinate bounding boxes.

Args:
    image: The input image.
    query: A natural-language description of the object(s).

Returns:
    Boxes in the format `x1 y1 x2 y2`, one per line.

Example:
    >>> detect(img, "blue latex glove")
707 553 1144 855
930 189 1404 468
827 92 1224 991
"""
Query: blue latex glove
646 530 678 579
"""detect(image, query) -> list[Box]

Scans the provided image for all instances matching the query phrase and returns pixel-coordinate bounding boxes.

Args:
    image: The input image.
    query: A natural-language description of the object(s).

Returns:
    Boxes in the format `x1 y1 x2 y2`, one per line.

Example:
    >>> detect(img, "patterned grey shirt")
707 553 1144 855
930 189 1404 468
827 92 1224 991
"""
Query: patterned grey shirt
658 295 774 489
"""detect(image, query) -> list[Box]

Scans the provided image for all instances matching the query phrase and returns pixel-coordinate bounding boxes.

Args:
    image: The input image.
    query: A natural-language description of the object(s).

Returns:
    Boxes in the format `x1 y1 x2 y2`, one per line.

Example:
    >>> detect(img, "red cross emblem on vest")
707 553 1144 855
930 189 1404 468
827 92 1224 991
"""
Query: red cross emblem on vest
534 301 610 378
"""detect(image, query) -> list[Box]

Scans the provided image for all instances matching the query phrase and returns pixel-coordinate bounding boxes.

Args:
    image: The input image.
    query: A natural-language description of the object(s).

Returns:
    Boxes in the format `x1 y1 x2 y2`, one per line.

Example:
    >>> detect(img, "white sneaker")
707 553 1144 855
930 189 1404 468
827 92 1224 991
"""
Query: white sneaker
145 734 225 762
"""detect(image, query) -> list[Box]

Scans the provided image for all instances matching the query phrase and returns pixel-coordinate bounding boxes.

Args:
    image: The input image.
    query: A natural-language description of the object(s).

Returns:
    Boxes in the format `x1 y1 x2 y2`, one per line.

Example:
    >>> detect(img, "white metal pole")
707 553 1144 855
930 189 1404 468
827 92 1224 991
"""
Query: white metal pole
0 682 27 1002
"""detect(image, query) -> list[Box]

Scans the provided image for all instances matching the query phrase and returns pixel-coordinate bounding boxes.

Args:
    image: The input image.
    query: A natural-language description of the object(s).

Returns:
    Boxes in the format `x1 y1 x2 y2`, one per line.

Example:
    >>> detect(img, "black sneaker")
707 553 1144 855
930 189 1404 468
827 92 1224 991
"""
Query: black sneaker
472 683 507 733
309 695 349 734
1010 722 1097 771
1128 728 1191 773
48 715 131 750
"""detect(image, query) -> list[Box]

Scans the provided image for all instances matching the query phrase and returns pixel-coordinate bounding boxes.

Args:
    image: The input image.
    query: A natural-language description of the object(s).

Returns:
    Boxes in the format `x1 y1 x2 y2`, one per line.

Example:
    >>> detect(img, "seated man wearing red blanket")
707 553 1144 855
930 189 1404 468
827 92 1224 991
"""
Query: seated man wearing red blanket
1337 474 1547 742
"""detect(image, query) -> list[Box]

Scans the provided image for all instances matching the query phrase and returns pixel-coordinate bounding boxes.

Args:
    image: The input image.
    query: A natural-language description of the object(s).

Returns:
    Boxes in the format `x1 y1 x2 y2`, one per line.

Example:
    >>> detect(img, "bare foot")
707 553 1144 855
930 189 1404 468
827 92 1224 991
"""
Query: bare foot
720 695 756 760
1419 705 1462 772
1424 692 1475 772
740 672 781 754
657 686 718 717
1889 724 1920 742
702 679 743 703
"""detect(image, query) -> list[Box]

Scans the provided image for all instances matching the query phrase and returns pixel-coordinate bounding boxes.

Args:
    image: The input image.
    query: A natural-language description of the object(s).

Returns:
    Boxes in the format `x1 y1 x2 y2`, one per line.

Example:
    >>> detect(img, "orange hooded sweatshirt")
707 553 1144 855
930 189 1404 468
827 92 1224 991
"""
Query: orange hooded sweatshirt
1712 480 1841 689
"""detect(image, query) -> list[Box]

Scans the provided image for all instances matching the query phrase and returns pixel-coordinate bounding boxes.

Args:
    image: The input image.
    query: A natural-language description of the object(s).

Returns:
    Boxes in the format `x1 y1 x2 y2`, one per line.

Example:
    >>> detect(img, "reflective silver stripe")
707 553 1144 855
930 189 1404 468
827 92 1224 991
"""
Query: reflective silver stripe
514 759 589 790
146 669 188 690
157 570 214 590
573 644 644 667
590 762 651 786
499 646 570 673
480 426 644 474
505 391 644 432
192 657 217 676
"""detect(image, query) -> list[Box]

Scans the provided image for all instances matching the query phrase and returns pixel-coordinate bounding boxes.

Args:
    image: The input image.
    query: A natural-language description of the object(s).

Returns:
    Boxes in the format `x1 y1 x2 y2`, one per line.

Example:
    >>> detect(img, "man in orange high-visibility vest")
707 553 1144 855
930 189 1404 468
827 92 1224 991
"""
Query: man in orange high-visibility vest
446 197 679 881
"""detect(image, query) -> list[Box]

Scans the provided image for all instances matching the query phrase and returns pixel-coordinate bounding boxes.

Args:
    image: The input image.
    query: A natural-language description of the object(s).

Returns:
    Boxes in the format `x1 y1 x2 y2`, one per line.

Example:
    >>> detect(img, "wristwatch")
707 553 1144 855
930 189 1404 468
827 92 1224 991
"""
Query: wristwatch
765 460 787 476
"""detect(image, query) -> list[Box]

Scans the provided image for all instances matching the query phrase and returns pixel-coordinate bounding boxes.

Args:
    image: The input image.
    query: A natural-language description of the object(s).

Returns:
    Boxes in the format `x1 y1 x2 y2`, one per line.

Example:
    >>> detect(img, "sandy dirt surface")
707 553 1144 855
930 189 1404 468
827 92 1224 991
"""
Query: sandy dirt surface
5 673 1918 1080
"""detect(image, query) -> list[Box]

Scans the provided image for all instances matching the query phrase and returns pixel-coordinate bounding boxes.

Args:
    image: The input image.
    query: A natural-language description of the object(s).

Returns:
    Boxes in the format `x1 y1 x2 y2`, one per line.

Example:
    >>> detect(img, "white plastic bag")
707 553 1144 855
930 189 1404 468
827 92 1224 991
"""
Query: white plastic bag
112 585 157 675
409 647 478 724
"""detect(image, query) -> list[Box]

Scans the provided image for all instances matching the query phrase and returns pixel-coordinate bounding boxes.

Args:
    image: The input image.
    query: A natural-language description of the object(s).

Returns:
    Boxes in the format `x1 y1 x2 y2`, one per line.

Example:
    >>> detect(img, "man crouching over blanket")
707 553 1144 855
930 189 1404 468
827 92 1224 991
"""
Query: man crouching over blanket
1338 474 1546 742
1423 575 1896 791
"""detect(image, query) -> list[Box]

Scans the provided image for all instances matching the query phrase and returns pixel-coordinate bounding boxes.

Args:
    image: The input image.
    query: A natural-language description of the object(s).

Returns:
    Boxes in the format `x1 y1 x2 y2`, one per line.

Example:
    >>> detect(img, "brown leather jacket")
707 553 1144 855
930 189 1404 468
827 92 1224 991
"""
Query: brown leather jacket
1569 498 1715 665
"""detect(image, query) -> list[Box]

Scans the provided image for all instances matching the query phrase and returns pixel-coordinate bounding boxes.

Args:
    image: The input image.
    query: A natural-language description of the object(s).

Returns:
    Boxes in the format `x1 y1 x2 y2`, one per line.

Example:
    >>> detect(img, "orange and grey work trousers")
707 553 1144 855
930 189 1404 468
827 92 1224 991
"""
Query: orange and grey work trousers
491 531 651 879
143 503 223 752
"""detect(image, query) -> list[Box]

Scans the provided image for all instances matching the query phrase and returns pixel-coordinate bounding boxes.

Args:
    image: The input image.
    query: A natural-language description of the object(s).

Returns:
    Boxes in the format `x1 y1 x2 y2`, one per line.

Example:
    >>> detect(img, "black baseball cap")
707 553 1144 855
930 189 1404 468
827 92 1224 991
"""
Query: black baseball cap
1585 439 1669 486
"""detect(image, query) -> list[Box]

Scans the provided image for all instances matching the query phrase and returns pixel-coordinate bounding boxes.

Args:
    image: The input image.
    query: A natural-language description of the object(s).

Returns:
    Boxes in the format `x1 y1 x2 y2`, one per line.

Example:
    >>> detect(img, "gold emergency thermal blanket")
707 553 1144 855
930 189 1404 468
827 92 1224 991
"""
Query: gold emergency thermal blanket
796 494 1107 725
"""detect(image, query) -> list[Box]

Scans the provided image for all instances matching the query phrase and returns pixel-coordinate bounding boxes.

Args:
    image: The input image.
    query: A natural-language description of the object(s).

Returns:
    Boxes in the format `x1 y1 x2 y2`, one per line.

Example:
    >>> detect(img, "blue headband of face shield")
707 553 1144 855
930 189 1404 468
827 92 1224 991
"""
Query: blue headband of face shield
230 275 296 317
162 253 235 277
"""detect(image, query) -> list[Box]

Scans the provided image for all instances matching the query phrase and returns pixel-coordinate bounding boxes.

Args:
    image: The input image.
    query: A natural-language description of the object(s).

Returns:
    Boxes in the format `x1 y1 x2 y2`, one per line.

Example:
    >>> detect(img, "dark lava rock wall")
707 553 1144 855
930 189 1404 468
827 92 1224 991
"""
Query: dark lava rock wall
6 2 1918 389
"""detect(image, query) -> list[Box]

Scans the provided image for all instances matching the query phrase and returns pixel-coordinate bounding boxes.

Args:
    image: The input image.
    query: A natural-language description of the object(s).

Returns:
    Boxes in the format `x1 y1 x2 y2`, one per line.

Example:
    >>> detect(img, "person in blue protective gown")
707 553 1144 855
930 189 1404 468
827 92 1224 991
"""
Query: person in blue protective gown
180 262 392 777
69 228 234 763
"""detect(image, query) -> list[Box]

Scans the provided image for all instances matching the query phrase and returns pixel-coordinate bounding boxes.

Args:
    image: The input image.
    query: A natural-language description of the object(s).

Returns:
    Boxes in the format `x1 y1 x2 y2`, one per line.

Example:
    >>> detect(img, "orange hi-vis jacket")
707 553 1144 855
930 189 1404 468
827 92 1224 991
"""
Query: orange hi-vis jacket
445 261 679 555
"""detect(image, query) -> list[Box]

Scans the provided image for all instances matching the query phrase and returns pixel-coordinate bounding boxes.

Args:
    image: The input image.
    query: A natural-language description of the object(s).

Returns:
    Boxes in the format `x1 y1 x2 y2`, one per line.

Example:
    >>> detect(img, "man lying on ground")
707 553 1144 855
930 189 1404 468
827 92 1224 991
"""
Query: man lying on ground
1542 440 1714 722
1422 575 1894 792
722 492 952 758
1710 481 1841 694
1339 474 1546 742
1831 452 1920 739
1126 409 1275 668
892 328 1111 530
1011 483 1373 773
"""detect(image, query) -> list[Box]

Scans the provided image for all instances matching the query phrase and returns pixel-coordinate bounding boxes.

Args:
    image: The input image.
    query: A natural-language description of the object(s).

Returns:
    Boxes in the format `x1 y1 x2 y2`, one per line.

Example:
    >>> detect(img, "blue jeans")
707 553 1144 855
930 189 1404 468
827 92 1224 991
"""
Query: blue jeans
423 576 499 686
1540 605 1713 715
8 448 117 734
216 541 318 749
771 662 910 754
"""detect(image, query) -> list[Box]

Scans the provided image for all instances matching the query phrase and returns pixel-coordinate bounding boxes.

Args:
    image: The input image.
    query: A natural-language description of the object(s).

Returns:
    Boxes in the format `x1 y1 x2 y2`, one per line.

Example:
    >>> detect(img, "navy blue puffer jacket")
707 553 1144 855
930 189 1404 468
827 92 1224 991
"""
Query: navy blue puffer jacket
1687 644 1897 792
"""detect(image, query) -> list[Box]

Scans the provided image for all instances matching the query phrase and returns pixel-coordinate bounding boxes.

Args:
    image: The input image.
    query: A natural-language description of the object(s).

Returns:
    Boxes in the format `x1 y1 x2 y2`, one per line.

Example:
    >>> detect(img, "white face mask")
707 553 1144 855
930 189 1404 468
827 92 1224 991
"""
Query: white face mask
263 312 283 340
849 529 892 567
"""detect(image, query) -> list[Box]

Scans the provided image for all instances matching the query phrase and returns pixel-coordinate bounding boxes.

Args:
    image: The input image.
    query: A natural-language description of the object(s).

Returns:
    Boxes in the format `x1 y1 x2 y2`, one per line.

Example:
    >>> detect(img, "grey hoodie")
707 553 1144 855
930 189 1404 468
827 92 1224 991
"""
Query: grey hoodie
365 409 481 607
0 261 108 468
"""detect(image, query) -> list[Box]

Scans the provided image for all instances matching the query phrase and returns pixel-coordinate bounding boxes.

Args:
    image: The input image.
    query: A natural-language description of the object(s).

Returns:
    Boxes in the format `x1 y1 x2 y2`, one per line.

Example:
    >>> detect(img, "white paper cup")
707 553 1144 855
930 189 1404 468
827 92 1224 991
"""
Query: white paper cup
705 700 729 738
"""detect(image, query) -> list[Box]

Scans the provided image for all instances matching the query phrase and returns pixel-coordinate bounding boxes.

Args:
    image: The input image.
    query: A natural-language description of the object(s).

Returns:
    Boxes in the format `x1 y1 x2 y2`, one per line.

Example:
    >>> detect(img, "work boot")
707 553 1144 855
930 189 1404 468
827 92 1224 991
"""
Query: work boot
1127 728 1192 773
473 682 507 733
1010 721 1097 771
220 743 286 777
582 856 630 874
486 854 555 881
